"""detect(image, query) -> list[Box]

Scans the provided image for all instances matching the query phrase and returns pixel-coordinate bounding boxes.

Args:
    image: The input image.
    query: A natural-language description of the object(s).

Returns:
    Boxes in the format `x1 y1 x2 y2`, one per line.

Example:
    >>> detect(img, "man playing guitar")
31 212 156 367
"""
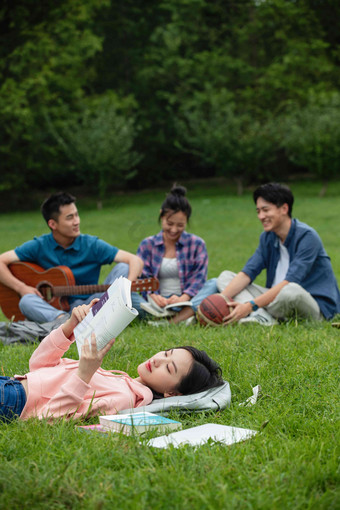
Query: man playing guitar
0 192 144 322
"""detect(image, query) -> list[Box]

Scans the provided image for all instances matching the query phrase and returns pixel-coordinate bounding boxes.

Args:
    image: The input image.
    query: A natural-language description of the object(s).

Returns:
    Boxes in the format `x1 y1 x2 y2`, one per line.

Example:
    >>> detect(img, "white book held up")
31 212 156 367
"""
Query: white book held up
147 423 258 449
74 276 138 357
99 411 182 435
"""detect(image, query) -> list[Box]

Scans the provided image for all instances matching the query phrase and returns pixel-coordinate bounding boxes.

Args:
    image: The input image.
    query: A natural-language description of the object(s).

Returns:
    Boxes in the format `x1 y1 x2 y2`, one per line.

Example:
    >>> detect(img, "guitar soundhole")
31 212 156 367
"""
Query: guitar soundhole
37 282 54 302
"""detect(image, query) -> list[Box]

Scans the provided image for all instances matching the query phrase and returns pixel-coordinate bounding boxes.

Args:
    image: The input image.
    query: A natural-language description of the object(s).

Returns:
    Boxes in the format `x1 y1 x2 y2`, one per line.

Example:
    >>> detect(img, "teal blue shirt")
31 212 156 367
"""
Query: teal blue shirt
15 233 119 303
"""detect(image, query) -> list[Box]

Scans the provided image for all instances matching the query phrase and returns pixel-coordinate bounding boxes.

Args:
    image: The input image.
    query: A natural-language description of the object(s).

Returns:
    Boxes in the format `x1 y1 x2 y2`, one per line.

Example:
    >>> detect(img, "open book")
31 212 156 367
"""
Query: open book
74 276 138 357
140 294 193 318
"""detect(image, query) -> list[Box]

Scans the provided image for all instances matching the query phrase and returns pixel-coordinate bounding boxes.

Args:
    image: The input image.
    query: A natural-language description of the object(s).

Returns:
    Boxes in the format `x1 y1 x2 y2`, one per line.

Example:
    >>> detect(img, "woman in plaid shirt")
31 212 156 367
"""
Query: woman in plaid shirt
132 185 218 324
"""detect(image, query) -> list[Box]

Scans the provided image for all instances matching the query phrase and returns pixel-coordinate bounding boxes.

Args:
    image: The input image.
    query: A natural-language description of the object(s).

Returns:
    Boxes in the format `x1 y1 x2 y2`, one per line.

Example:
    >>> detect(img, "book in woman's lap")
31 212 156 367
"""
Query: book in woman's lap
140 295 193 318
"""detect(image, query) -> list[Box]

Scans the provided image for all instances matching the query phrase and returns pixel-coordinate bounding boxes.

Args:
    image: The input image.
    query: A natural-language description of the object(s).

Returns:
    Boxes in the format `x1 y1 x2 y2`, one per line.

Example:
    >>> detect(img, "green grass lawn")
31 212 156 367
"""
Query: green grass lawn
0 180 339 509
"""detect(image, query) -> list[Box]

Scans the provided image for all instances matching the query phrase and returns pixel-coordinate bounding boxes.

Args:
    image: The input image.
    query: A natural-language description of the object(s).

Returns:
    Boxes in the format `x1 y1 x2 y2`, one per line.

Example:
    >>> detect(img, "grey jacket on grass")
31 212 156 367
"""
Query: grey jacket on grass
0 315 69 345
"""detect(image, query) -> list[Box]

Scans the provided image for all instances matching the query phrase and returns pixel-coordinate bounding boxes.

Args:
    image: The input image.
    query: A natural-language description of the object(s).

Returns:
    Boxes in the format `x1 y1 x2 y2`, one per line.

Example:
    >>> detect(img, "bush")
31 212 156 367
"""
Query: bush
175 89 277 193
281 92 340 192
46 93 142 203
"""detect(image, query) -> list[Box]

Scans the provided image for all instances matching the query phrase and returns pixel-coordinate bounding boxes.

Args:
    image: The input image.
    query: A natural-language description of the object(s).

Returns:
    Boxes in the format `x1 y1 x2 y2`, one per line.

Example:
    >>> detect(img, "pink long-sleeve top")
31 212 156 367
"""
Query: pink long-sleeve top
15 326 153 420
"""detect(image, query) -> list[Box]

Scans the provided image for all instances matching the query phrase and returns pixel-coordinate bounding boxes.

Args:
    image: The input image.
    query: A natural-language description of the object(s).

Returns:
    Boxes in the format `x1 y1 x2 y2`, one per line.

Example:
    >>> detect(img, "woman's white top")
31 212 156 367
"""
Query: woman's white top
158 258 181 296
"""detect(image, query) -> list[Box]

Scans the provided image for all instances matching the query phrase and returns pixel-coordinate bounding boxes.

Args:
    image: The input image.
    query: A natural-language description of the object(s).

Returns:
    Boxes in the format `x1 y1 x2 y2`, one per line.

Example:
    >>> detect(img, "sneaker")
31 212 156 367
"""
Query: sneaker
239 314 278 326
239 317 261 324
184 315 197 326
331 322 340 328
147 320 170 327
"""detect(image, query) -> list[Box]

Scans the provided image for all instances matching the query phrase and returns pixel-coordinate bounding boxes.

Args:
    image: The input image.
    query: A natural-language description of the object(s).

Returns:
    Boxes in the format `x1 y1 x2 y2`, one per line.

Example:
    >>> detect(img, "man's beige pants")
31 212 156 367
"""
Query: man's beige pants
217 271 323 321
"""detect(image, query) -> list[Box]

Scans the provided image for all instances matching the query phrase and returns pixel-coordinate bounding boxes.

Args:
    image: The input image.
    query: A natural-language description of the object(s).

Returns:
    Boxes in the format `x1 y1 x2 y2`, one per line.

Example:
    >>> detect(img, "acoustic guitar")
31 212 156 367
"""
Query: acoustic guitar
0 261 159 321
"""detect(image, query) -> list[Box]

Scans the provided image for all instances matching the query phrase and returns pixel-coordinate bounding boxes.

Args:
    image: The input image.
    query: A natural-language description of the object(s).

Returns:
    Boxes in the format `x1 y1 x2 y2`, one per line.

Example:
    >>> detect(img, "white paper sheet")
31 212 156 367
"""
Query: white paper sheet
147 423 257 449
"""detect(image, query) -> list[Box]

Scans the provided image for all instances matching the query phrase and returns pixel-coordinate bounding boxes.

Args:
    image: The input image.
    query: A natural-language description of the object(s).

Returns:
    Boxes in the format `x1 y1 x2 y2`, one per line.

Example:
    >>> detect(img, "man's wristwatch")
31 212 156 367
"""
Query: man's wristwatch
249 300 258 311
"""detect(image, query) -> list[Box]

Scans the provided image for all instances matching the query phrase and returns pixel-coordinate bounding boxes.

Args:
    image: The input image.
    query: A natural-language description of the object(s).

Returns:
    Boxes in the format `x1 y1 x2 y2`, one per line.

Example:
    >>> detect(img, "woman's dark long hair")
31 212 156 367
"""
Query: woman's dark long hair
151 346 223 399
175 346 223 395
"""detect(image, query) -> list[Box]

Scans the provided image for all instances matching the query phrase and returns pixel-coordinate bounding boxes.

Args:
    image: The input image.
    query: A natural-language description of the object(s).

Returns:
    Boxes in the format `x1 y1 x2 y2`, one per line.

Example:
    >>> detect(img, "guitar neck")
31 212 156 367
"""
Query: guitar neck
51 284 110 297
50 278 158 297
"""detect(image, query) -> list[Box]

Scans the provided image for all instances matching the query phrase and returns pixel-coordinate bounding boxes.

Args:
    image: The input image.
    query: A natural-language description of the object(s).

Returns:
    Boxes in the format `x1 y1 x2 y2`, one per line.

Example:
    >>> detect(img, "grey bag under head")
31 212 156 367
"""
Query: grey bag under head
119 380 231 415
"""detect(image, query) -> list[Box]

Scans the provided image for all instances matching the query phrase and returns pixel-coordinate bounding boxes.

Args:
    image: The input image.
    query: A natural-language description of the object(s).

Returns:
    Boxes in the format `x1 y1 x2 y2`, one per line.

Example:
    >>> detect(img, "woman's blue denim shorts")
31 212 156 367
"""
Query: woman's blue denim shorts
0 377 27 422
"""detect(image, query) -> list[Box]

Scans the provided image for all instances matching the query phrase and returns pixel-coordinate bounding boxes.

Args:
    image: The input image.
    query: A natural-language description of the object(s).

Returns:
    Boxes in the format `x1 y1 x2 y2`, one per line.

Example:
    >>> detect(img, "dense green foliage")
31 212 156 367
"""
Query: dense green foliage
0 182 339 508
1 0 340 202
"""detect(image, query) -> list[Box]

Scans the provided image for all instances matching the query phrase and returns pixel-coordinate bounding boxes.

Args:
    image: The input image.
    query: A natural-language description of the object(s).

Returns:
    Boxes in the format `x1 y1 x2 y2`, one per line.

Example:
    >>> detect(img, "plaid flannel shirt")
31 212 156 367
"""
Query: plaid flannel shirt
137 231 208 297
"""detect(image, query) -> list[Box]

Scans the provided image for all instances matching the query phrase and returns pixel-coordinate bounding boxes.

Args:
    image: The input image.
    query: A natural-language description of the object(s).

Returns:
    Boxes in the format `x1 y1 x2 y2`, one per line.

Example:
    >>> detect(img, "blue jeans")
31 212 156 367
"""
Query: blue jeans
0 377 27 422
19 264 129 323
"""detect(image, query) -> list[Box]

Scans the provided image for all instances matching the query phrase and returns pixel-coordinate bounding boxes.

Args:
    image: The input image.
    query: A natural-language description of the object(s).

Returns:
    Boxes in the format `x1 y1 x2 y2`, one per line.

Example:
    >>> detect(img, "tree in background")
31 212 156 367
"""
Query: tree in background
1 0 340 204
45 93 141 206
0 0 109 198
175 88 277 194
117 0 340 186
281 92 340 196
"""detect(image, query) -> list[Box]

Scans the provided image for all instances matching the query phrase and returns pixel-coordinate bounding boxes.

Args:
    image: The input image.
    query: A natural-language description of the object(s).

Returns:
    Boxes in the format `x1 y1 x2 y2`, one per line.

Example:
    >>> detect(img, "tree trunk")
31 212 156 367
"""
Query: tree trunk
234 177 244 196
319 180 328 197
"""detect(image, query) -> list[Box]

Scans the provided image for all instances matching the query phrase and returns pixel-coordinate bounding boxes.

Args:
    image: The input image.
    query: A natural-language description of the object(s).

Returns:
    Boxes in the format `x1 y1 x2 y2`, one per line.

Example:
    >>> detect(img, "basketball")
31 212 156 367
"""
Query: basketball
197 294 232 327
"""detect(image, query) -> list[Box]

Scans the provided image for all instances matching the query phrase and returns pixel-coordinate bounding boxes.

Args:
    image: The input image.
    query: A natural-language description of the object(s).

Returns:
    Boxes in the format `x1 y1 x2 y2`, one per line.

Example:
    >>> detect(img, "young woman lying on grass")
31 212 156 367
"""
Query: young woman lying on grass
0 300 223 422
